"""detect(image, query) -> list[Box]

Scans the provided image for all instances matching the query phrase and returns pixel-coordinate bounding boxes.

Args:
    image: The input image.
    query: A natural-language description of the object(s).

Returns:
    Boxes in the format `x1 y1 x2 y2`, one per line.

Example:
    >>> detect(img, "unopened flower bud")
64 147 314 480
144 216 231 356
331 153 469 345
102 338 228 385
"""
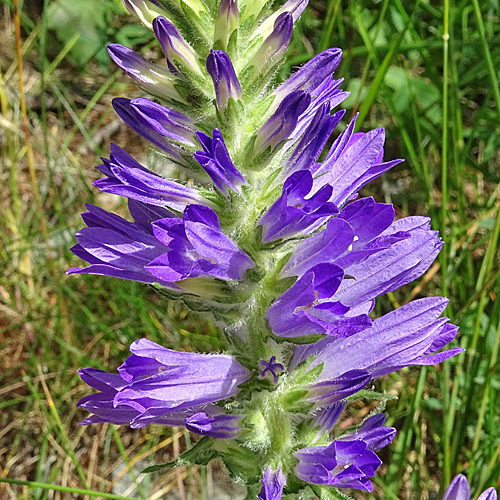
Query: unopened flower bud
153 16 204 78
129 97 197 146
185 412 242 439
206 50 241 112
214 0 239 50
443 475 497 500
107 44 185 103
274 47 343 103
249 12 293 79
94 144 207 212
254 90 310 153
258 466 286 500
252 0 308 40
112 97 191 162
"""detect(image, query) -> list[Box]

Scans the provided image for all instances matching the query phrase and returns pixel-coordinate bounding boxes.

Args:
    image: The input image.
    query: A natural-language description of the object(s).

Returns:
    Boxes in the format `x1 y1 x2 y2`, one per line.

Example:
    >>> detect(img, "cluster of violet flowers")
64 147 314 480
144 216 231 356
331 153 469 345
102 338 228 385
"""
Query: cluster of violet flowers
68 0 486 497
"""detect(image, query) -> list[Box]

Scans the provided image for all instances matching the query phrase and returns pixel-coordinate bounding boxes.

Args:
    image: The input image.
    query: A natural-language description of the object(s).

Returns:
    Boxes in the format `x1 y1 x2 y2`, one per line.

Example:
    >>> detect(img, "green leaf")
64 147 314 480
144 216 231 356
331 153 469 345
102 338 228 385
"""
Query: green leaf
142 437 217 473
214 442 263 483
47 0 117 67
342 78 366 110
479 217 498 230
385 67 410 113
115 24 153 47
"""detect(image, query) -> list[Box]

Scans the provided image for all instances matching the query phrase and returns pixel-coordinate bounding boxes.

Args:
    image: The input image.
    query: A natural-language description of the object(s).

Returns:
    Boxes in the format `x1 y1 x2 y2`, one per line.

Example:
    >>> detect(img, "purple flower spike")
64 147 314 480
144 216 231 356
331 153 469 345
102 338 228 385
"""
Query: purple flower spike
443 475 498 500
294 440 381 491
107 44 184 102
274 48 342 103
146 204 254 282
153 17 204 77
258 466 286 500
194 129 246 195
185 412 242 439
249 13 293 78
68 204 174 286
292 297 462 379
112 98 190 162
95 144 206 211
267 263 372 338
255 91 311 153
207 50 241 111
258 170 338 243
260 356 285 384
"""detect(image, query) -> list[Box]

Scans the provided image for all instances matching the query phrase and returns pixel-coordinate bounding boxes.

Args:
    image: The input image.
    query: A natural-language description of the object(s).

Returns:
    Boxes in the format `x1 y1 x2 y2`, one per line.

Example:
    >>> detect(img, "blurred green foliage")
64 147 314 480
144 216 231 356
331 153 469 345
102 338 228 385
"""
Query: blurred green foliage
47 0 153 67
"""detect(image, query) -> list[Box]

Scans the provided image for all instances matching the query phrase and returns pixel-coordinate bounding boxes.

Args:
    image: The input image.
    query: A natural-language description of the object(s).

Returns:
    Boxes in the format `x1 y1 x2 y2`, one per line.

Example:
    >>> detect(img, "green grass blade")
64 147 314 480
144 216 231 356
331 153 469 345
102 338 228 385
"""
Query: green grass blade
0 478 145 500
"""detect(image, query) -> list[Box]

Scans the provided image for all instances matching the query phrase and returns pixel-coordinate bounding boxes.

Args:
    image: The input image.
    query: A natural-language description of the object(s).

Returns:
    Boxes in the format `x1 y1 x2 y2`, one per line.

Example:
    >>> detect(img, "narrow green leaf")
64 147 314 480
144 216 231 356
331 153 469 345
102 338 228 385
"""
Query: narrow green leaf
345 389 398 402
143 437 217 473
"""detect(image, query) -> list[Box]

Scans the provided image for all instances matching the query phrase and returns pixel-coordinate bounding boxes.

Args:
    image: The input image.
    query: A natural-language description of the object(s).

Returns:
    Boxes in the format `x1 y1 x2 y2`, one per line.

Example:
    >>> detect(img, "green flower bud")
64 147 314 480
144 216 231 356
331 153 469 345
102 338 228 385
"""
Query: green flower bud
214 0 239 51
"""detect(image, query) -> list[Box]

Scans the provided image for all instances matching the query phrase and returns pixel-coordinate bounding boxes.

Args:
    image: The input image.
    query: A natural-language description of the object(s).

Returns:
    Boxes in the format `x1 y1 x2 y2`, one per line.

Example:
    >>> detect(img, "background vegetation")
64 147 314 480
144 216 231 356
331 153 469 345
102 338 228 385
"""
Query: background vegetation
0 0 499 498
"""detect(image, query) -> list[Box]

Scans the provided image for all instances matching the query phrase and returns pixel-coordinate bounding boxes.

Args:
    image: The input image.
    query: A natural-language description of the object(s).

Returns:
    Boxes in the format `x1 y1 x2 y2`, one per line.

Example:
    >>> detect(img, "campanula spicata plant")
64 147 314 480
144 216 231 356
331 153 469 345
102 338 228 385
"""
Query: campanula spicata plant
69 0 469 497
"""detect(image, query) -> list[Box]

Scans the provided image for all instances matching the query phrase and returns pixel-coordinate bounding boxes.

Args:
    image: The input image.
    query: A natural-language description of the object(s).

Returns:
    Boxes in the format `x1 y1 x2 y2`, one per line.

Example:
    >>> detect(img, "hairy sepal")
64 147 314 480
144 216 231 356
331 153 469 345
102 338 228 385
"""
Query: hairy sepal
293 359 324 387
281 389 311 412
345 389 398 403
